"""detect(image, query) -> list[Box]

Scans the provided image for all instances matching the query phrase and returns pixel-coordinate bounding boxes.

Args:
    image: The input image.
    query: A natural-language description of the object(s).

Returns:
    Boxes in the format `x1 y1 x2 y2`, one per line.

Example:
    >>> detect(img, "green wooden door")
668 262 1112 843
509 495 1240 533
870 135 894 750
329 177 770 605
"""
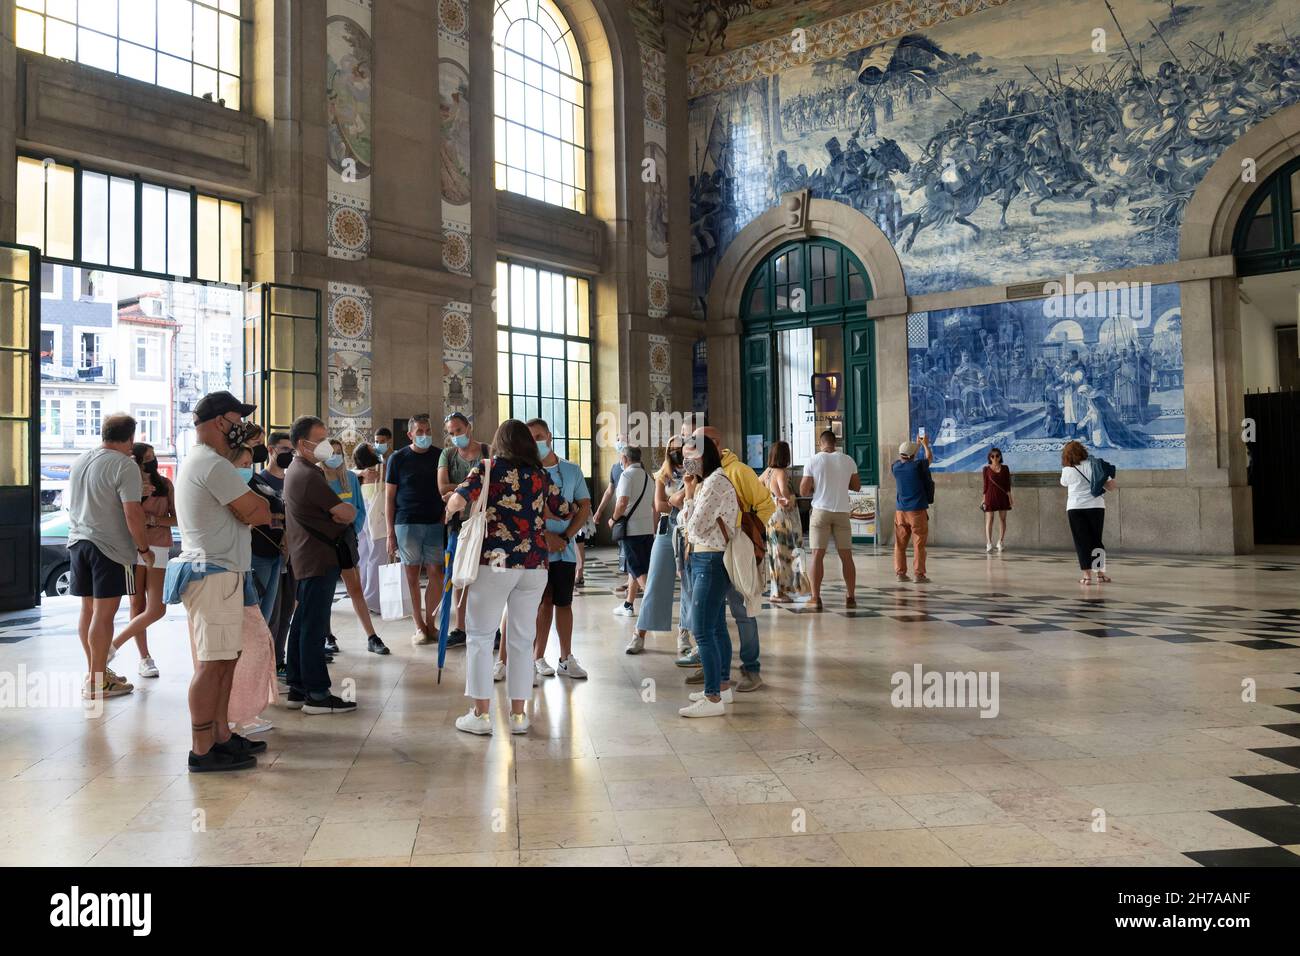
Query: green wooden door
843 318 878 484
741 331 772 467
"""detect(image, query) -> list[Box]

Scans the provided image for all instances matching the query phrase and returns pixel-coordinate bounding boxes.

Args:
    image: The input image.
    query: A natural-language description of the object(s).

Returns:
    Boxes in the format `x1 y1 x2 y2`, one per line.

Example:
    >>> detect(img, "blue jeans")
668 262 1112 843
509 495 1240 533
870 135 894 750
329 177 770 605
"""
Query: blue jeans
688 552 733 697
674 525 693 635
727 584 760 673
250 553 283 625
285 569 339 699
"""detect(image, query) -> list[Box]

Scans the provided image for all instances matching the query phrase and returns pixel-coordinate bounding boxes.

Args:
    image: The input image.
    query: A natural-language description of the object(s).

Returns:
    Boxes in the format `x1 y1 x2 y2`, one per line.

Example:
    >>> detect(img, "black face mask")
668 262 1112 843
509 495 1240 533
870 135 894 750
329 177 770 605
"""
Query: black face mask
142 459 158 474
251 444 269 465
275 450 294 469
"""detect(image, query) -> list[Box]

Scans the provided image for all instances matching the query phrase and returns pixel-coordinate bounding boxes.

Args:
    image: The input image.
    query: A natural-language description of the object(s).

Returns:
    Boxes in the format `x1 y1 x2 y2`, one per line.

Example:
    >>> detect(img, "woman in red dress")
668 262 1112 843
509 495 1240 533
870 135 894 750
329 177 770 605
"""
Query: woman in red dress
982 447 1013 552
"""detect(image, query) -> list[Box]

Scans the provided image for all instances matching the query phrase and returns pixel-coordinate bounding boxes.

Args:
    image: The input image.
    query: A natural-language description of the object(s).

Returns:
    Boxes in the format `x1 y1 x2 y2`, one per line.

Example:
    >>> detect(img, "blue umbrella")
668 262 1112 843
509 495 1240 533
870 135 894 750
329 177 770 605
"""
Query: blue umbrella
436 523 460 684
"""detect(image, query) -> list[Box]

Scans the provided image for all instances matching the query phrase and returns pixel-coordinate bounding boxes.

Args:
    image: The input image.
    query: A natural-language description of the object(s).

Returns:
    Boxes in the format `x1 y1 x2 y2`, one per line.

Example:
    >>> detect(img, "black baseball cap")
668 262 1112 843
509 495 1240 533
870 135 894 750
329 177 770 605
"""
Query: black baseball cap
194 390 256 423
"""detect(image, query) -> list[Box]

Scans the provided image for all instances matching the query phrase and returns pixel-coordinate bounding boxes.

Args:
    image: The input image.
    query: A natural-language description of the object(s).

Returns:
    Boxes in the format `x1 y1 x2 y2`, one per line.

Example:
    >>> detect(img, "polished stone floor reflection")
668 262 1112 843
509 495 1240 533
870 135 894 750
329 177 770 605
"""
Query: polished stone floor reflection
2 547 1299 867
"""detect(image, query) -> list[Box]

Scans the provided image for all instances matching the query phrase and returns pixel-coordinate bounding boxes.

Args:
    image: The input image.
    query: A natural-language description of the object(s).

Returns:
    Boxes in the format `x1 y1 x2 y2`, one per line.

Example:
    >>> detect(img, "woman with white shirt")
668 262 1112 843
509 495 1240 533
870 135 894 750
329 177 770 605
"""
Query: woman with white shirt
678 434 739 718
1059 440 1114 585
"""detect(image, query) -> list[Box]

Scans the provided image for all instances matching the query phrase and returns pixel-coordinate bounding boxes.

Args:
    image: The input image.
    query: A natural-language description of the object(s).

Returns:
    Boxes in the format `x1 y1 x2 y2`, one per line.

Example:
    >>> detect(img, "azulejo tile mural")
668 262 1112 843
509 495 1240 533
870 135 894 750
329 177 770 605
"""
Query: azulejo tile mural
688 0 1300 303
907 281 1185 473
326 0 372 261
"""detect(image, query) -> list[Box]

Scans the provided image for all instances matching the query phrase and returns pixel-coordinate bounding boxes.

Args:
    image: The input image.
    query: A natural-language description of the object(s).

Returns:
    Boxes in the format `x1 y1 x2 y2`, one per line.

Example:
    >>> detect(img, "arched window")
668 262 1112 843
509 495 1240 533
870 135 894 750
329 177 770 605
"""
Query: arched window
493 0 587 213
1234 155 1300 275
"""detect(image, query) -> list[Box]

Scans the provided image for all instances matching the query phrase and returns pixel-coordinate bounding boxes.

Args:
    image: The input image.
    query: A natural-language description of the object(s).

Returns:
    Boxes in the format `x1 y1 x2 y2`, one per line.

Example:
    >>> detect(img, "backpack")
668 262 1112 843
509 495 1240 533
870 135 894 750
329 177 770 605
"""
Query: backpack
920 460 936 505
1075 457 1116 498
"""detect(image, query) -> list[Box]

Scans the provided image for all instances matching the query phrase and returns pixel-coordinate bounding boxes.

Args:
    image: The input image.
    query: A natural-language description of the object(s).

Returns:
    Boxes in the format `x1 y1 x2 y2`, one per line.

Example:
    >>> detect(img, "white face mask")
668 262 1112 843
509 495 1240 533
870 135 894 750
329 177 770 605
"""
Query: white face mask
312 438 334 463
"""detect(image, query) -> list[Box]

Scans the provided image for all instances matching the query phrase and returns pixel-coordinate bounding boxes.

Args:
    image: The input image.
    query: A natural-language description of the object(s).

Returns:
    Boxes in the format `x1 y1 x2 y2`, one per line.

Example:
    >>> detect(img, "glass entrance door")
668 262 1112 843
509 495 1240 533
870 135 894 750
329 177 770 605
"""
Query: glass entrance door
739 239 877 483
0 244 41 610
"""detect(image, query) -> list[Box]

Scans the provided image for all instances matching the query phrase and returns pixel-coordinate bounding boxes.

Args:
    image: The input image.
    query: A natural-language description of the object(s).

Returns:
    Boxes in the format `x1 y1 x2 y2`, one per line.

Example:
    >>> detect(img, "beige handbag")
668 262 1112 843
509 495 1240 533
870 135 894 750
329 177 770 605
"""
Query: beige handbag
451 459 491 588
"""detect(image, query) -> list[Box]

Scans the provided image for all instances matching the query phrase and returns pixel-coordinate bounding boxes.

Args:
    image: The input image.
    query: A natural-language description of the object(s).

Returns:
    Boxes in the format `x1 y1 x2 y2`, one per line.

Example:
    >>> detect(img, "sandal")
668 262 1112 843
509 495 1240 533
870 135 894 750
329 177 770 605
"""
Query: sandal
1096 573 1112 583
769 593 791 603
1078 576 1096 586
845 597 857 609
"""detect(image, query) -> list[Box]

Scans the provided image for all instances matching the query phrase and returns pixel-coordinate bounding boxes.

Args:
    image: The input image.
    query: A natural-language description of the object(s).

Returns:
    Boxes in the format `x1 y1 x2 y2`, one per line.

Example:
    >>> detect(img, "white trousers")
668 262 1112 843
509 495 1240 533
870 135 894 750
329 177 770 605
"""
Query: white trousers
464 566 547 703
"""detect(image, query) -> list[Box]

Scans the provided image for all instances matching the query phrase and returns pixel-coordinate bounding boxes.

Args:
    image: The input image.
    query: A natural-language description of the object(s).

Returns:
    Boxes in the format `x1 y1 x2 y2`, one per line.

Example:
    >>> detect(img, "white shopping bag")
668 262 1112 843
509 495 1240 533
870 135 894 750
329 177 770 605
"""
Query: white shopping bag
379 562 412 621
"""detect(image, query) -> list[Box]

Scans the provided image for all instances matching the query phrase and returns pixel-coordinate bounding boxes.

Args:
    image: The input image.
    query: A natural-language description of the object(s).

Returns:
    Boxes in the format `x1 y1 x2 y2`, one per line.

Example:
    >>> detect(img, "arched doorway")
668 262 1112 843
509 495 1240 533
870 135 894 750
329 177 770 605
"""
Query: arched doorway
1233 155 1300 544
738 238 878 482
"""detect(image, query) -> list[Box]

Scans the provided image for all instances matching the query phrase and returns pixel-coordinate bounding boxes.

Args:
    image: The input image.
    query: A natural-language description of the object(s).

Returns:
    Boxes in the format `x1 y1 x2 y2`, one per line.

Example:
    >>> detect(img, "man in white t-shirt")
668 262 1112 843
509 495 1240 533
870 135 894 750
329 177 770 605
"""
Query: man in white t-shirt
173 391 272 773
610 446 654 617
799 429 861 610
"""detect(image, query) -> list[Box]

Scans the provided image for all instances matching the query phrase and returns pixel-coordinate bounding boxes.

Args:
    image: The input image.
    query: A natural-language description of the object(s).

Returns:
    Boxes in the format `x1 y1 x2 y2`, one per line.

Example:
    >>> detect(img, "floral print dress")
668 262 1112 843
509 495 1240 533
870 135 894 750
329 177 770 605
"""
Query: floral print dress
762 469 802 596
454 458 571 569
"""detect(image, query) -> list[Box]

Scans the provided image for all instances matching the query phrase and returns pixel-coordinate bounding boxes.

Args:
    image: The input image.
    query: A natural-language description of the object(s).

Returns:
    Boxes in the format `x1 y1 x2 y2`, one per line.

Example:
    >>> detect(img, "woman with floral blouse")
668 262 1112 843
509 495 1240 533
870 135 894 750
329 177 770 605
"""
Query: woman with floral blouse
445 419 572 735
678 433 740 718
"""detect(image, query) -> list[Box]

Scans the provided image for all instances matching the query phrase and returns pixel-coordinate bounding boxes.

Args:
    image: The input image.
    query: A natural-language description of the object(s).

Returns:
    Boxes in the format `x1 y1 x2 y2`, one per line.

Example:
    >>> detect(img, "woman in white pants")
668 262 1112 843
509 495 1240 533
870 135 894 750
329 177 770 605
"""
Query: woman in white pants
444 419 572 735
353 441 386 613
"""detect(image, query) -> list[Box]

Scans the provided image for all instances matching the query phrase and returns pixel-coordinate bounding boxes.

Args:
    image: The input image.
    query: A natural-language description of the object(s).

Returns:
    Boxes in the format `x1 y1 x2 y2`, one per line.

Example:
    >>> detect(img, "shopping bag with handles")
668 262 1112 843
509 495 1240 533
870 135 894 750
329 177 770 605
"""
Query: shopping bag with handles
379 562 412 621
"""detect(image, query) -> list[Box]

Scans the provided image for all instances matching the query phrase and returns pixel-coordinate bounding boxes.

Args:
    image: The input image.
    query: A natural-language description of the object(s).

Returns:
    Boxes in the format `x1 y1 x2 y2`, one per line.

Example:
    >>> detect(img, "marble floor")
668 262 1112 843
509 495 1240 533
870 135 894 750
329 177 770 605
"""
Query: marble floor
2 546 1300 868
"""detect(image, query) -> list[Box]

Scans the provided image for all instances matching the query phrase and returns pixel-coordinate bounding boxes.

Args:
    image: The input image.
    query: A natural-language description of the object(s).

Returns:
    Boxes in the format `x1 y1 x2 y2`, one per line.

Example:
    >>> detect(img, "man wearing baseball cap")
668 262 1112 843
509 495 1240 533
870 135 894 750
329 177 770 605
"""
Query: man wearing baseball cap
892 433 933 584
167 391 272 772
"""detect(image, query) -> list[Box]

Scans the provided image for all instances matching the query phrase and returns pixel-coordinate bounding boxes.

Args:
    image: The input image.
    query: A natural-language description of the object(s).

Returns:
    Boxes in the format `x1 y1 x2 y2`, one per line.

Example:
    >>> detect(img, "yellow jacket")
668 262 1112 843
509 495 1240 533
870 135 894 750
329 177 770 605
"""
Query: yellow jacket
720 449 775 525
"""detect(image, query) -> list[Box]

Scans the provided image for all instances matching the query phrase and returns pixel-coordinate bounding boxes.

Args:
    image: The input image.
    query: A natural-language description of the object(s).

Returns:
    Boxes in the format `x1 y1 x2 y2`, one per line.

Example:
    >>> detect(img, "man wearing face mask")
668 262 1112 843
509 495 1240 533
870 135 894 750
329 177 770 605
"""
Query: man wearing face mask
437 412 485 646
373 426 393 460
386 413 447 647
526 418 591 680
282 416 358 714
257 432 297 679
248 431 291 628
167 391 273 772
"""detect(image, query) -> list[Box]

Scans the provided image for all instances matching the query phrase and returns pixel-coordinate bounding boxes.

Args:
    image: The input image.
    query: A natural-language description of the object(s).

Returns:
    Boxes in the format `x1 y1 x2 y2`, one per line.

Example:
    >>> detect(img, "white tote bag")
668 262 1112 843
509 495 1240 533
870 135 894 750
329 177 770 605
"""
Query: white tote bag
379 562 412 621
451 459 491 589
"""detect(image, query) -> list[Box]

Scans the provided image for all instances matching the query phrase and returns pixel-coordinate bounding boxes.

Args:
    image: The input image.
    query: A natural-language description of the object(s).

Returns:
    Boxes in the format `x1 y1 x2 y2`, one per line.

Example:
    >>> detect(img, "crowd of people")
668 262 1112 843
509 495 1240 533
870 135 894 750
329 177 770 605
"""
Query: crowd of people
63 388 1124 768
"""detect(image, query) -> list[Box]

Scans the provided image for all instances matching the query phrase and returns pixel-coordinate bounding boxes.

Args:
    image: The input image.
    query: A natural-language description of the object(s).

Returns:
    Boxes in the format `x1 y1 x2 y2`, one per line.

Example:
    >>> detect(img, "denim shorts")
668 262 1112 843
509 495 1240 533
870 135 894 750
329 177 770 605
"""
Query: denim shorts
395 522 445 567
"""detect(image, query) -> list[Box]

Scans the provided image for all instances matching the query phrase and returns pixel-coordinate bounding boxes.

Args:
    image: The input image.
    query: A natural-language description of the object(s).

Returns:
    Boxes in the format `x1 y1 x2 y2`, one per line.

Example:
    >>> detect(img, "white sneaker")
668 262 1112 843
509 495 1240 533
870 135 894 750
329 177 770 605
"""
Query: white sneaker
996 541 1004 552
678 697 725 718
237 716 274 735
676 629 693 656
690 687 734 704
509 712 530 735
412 629 435 646
455 709 493 735
492 659 505 682
613 603 636 617
625 634 645 655
985 542 993 553
534 658 555 677
558 654 588 679
138 657 159 678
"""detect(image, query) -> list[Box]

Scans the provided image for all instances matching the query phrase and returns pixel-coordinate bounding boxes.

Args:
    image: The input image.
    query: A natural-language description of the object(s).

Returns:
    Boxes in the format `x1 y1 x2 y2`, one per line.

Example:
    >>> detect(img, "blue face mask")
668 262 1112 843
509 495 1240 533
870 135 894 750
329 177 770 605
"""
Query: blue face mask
536 441 551 459
374 443 387 454
324 454 344 469
615 442 627 455
236 467 254 482
413 434 433 450
451 434 470 449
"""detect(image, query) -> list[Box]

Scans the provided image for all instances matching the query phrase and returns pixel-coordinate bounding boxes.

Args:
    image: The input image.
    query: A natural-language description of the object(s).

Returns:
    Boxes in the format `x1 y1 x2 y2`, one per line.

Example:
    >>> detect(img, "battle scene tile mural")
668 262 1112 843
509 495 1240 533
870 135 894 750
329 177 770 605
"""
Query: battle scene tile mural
688 0 1300 304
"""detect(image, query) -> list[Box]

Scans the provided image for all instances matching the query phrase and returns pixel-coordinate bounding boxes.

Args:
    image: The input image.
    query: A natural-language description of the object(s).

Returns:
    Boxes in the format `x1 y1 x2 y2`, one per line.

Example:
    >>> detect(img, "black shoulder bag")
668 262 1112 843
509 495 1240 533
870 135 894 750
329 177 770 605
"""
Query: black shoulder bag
611 469 648 543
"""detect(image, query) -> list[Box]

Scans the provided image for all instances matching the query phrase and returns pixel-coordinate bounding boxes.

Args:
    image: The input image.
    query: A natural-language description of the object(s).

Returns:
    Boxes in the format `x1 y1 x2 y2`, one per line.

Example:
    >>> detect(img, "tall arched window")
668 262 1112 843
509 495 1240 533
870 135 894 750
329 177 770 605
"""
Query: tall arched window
493 0 587 213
